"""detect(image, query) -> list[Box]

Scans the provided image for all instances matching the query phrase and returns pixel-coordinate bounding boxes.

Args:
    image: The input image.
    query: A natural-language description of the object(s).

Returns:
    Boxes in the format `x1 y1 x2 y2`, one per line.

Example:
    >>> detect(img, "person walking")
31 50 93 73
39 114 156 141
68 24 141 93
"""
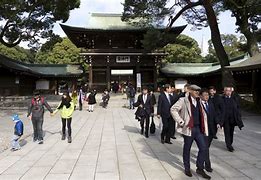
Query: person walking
221 87 244 152
200 88 220 173
127 83 136 109
71 90 78 110
157 84 174 144
134 86 153 138
27 90 53 144
171 85 211 179
11 114 24 151
87 89 97 112
102 89 110 108
170 85 180 139
53 92 75 143
78 87 84 111
208 86 223 139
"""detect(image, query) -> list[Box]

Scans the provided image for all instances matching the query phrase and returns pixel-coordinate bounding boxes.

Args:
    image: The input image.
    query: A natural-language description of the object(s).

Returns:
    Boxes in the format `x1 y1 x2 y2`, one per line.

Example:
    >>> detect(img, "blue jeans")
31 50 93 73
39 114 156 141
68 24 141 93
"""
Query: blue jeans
129 97 135 109
183 126 207 171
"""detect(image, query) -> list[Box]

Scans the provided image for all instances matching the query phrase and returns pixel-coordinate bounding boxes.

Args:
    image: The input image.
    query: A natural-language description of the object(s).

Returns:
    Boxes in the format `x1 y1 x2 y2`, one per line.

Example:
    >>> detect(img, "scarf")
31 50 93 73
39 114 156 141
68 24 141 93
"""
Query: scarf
187 95 205 133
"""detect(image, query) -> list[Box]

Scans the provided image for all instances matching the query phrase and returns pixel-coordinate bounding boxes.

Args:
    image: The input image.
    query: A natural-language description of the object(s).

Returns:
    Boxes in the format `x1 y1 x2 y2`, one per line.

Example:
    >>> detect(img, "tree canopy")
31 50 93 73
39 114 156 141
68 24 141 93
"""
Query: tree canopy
0 0 80 48
163 34 202 63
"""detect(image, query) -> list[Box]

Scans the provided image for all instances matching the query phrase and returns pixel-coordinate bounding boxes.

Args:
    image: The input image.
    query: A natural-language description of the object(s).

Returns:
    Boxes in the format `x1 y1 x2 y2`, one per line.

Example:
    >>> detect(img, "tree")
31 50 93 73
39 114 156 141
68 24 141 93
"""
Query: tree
222 0 261 56
204 34 247 63
36 37 81 64
0 43 35 63
122 0 233 86
163 34 202 63
0 0 80 48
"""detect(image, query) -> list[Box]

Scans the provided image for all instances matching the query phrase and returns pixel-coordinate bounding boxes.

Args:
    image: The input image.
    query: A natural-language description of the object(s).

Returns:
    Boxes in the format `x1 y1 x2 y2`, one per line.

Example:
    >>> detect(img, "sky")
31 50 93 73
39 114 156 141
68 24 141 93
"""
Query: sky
29 0 241 53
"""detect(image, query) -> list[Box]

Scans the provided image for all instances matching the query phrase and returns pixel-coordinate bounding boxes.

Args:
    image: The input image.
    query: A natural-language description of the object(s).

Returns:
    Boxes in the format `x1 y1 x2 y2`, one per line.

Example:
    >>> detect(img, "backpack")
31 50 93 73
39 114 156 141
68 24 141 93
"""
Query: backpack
31 97 44 106
129 88 135 98
150 119 156 134
15 121 24 136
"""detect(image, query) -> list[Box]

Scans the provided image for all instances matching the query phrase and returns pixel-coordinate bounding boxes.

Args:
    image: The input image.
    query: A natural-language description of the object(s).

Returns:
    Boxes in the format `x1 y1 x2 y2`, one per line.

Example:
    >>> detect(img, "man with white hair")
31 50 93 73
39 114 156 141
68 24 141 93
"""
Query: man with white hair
221 87 244 152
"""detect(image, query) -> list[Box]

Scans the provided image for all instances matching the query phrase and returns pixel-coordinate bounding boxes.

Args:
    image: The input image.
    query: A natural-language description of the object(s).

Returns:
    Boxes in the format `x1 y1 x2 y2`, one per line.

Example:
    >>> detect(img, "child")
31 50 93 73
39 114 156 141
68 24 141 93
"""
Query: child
102 89 110 108
27 90 53 144
53 92 74 143
11 114 24 151
87 89 97 112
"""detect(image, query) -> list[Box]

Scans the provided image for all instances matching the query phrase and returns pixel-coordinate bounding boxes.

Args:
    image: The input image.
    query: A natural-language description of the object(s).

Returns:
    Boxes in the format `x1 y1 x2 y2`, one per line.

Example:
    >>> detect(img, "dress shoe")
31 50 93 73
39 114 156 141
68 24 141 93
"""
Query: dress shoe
227 146 234 152
184 170 193 177
165 141 172 144
196 168 211 179
61 134 66 140
68 136 72 143
145 134 149 138
213 136 218 139
171 136 176 139
205 167 213 172
161 139 165 144
38 140 44 144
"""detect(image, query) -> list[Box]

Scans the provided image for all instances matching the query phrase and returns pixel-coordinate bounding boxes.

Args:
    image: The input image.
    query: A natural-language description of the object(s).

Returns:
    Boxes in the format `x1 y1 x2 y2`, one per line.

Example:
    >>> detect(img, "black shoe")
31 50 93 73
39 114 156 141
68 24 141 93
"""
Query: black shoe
140 128 144 135
165 141 173 144
185 170 193 177
171 136 176 139
205 167 213 172
196 168 211 179
161 139 165 144
68 136 72 143
38 140 44 144
213 136 218 139
145 134 149 138
61 134 66 140
227 146 234 152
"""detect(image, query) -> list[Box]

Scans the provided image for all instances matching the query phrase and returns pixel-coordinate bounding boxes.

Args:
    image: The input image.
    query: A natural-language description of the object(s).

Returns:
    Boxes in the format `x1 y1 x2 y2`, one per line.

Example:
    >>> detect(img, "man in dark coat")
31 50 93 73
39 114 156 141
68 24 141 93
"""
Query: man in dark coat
170 85 180 139
208 86 223 139
200 88 220 173
157 84 175 144
134 86 153 138
221 87 244 152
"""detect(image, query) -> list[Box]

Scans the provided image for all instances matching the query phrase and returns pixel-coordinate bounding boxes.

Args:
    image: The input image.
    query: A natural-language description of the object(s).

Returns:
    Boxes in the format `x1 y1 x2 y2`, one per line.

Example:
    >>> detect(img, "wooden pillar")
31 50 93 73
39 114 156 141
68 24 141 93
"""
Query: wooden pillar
106 66 110 91
88 65 93 89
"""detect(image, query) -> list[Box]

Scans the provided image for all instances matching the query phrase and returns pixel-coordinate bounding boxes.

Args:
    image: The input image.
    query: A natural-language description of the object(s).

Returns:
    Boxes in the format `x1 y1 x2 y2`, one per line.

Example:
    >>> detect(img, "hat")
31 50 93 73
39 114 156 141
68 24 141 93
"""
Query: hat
33 90 40 96
189 84 201 91
12 114 20 121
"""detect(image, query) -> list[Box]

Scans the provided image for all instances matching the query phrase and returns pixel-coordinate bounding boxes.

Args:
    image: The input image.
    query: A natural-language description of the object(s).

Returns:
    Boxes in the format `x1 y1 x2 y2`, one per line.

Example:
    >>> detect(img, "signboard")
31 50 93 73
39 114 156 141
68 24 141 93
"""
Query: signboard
116 56 130 63
136 73 141 88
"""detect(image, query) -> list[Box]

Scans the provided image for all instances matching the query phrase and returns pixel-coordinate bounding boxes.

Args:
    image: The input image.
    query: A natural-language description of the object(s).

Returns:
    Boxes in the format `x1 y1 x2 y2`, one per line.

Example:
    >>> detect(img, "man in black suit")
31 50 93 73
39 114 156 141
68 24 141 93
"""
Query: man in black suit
208 86 223 139
157 84 174 144
134 86 153 138
200 88 220 173
170 85 180 139
221 87 244 152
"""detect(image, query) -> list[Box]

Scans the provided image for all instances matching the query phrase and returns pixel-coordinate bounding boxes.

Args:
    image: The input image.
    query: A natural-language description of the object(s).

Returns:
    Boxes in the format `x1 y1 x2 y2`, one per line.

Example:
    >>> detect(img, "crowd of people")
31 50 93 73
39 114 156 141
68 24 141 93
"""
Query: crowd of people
128 83 244 179
10 83 244 179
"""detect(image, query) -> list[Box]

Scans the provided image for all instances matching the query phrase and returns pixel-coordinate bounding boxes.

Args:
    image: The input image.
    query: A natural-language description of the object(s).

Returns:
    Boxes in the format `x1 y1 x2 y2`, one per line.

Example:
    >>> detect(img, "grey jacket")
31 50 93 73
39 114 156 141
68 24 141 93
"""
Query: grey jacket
28 97 53 119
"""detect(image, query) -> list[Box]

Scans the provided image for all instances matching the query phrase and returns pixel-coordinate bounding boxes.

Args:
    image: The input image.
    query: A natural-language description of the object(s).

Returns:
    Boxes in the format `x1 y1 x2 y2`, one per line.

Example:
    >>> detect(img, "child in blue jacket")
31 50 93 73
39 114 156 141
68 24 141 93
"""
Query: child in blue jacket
11 114 24 151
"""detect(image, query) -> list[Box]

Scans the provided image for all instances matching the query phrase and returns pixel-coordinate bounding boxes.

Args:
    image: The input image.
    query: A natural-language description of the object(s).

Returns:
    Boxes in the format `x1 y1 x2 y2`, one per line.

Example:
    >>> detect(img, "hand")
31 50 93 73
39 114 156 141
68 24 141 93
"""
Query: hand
28 115 32 120
157 115 161 119
217 124 221 129
139 104 143 108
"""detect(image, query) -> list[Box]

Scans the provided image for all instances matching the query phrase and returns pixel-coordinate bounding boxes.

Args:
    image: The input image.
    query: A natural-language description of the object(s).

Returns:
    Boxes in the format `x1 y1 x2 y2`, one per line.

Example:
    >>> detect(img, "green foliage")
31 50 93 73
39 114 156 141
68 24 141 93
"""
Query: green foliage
204 34 247 62
163 34 202 63
0 43 35 63
0 0 80 48
36 37 81 64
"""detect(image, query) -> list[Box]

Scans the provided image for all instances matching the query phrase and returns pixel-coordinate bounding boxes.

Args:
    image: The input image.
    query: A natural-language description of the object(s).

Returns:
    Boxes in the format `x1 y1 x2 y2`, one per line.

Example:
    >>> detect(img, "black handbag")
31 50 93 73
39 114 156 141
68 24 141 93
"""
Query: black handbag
150 119 156 134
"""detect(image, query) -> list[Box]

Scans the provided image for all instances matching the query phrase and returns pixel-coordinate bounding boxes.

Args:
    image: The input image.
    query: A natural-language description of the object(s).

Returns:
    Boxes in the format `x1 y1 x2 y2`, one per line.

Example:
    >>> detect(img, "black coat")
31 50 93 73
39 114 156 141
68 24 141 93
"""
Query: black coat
209 94 223 125
133 94 153 115
203 100 218 136
157 92 174 118
221 95 244 129
88 92 97 105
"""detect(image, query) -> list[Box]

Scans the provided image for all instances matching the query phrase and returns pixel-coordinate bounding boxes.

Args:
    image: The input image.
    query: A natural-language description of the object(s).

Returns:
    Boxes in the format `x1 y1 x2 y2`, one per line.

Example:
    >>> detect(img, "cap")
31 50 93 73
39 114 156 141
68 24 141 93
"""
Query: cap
12 114 20 121
189 84 201 91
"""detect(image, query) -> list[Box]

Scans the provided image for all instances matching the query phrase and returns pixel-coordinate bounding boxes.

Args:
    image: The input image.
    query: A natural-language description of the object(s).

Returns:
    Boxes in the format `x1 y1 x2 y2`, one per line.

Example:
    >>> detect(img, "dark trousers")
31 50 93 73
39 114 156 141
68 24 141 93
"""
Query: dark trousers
62 118 72 137
32 117 44 140
171 121 176 137
183 126 207 171
79 99 82 111
224 122 235 148
204 134 214 169
161 116 173 142
140 114 150 136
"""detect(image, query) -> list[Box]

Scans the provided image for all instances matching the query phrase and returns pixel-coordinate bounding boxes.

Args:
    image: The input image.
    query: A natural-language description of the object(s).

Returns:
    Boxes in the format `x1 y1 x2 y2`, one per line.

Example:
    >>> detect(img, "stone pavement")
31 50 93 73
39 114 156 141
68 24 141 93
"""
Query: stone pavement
0 94 261 180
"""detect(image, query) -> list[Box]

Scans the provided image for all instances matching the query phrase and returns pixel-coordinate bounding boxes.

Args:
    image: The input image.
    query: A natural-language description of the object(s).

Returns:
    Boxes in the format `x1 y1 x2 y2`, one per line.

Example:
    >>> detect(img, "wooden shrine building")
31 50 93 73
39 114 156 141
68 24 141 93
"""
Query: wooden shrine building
61 13 186 91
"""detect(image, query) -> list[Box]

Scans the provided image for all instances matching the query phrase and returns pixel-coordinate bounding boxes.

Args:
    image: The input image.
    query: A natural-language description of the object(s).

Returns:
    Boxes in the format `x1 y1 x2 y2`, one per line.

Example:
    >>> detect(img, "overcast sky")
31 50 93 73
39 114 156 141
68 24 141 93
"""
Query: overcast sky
22 0 241 51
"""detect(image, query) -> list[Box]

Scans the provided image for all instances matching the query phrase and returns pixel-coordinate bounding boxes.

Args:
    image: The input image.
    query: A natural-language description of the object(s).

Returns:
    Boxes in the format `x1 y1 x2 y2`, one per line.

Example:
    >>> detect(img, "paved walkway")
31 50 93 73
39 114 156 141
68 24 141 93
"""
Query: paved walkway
0 94 261 180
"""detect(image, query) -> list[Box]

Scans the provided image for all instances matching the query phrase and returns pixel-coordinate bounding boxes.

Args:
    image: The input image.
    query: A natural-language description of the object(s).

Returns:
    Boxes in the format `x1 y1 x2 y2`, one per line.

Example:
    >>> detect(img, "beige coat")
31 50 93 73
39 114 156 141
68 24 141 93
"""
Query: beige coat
170 96 209 136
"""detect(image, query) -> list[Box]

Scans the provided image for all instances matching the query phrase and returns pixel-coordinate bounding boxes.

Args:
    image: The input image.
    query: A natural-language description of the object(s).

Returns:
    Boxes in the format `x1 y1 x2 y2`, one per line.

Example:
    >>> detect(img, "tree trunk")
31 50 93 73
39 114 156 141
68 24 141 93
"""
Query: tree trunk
202 0 234 87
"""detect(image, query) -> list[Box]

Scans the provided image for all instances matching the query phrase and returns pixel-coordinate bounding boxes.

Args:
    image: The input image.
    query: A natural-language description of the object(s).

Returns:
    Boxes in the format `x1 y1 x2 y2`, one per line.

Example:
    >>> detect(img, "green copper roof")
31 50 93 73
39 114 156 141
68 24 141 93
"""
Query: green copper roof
227 53 261 71
161 55 248 77
0 54 83 77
